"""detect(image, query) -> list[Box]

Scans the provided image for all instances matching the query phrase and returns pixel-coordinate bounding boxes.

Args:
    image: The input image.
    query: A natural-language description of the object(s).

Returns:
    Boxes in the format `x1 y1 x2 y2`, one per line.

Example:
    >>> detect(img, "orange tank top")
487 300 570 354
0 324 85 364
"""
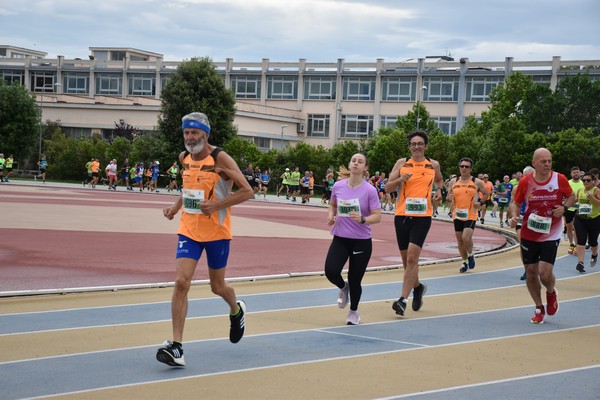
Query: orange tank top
395 158 435 217
178 151 232 242
452 179 478 221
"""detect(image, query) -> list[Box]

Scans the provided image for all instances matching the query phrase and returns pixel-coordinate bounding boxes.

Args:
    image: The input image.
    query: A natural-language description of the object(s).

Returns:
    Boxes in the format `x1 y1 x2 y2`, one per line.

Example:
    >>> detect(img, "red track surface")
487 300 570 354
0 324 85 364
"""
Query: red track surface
0 184 507 292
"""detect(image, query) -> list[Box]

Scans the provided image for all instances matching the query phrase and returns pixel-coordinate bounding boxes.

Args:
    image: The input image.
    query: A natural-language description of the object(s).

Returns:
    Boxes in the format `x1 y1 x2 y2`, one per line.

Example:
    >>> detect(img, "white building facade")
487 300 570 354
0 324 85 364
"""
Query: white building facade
1 46 598 150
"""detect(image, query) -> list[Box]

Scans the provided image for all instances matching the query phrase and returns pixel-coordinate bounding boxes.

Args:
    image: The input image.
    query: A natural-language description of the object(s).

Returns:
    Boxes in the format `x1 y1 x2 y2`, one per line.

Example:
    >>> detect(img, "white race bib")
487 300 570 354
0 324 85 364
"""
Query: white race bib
527 213 552 234
337 198 361 217
405 197 428 215
579 203 592 215
455 208 469 220
499 197 509 204
182 189 205 214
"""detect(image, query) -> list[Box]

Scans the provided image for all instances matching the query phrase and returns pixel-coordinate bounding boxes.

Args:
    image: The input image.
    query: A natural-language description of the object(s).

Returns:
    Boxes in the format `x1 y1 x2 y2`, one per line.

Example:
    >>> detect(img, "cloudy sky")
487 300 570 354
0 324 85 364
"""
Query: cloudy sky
1 0 598 63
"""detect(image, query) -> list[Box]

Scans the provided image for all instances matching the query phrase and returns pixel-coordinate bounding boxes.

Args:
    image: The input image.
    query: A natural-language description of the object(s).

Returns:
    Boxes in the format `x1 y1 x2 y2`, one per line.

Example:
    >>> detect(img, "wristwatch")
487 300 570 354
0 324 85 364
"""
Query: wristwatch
361 216 366 224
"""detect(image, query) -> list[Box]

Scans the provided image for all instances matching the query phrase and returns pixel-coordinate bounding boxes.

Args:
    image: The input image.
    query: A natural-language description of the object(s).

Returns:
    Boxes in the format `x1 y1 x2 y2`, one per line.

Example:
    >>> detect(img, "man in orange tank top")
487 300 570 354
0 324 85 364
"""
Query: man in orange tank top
156 112 254 367
446 158 489 273
386 131 444 317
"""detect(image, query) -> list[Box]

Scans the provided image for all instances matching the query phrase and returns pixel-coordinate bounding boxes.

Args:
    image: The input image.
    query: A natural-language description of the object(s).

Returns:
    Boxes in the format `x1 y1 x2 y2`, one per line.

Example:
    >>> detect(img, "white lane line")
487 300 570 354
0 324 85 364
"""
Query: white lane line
2 300 599 365
373 364 600 399
21 324 600 400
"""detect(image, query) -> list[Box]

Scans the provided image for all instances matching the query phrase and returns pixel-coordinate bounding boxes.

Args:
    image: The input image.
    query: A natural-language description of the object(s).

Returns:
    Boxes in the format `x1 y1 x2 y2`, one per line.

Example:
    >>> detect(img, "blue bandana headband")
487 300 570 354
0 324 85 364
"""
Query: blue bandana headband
182 120 211 134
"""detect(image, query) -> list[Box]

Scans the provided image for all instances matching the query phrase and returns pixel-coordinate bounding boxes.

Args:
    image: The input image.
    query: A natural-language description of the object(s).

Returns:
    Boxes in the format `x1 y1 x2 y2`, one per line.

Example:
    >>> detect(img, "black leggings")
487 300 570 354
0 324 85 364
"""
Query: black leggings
574 216 600 247
324 236 372 311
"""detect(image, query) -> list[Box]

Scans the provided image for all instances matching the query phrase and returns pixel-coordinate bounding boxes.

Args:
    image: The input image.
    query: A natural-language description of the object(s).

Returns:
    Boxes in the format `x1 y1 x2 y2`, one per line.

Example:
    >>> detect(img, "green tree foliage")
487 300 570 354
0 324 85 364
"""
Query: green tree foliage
365 128 408 175
0 80 39 166
554 73 600 134
222 136 262 169
546 128 600 172
129 133 170 166
106 136 133 164
397 103 437 134
329 140 360 172
158 57 237 158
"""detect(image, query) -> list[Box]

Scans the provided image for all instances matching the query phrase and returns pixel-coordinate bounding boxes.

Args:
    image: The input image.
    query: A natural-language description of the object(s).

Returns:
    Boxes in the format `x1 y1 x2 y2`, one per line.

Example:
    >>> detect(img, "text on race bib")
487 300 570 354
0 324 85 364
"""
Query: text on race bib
527 213 552 234
182 189 205 214
579 203 592 215
405 197 427 215
337 198 361 217
455 208 469 220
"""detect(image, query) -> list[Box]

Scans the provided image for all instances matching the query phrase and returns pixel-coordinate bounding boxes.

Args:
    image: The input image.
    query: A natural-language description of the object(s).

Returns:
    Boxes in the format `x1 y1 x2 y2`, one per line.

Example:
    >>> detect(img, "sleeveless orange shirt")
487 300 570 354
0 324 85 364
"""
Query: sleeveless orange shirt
178 152 232 242
452 178 479 221
395 158 435 217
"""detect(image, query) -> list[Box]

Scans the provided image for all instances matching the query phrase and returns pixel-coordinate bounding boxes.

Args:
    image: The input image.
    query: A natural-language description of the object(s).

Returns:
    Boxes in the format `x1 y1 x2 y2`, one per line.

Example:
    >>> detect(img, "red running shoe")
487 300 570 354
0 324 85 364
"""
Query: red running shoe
531 305 545 324
546 288 559 316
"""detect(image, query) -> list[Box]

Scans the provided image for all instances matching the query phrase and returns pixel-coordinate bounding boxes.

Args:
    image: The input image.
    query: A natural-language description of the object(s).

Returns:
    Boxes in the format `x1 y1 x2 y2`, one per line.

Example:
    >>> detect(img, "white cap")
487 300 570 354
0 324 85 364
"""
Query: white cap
155 161 160 165
285 168 290 171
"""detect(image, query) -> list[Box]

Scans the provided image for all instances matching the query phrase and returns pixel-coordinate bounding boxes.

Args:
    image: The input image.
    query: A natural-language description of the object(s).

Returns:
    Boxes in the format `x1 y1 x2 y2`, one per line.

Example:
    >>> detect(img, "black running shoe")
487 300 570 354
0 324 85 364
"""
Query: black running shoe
467 254 476 269
392 297 407 316
412 282 427 311
156 340 185 367
459 262 468 273
520 271 527 280
576 262 586 273
229 300 246 343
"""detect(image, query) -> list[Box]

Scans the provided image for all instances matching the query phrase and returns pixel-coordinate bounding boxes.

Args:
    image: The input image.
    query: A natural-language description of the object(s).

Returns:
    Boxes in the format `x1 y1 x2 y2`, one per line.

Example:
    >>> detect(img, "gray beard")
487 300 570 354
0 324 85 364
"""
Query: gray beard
185 138 205 154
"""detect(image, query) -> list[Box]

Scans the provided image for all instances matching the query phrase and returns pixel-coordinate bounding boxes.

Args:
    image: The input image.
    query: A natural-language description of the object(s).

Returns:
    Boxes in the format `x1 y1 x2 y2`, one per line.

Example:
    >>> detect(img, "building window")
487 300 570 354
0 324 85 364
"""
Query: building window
465 76 503 102
111 51 126 61
1 70 24 85
231 75 261 99
63 127 92 138
96 73 122 95
343 77 375 101
304 76 336 100
307 114 330 137
129 74 155 96
254 137 270 150
340 115 374 138
62 72 89 94
380 115 399 129
532 75 551 85
432 116 457 135
422 77 459 101
267 76 297 99
31 72 57 92
382 77 416 101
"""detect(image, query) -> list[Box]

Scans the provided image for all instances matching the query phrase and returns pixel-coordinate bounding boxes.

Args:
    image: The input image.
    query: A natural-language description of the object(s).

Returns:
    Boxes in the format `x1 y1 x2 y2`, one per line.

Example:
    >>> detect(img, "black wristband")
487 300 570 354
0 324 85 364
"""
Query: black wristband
563 205 568 213
361 215 366 224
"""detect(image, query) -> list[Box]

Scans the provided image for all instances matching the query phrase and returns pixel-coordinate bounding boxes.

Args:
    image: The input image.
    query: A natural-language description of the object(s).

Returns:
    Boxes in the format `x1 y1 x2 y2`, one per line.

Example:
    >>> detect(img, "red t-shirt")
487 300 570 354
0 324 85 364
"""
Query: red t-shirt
513 171 572 242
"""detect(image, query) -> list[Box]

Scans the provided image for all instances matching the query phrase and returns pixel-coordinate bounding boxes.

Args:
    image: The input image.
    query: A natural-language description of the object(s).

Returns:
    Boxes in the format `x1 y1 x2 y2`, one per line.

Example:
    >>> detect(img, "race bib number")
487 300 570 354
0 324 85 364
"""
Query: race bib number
527 213 552 234
499 197 509 204
405 197 428 215
182 189 205 214
337 198 360 217
579 203 592 215
455 208 469 220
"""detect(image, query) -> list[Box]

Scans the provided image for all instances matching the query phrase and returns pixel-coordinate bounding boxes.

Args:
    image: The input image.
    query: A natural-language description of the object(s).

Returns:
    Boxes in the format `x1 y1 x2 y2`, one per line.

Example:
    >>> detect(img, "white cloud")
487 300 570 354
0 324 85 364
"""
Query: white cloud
0 0 597 62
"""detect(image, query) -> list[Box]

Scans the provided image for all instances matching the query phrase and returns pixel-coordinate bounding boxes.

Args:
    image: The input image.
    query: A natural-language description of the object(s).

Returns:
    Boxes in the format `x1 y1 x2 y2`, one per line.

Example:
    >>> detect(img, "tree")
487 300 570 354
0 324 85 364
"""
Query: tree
546 128 600 173
158 57 237 158
329 140 360 173
0 80 40 167
554 73 600 135
111 120 140 142
397 103 437 134
366 127 408 175
222 136 261 169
